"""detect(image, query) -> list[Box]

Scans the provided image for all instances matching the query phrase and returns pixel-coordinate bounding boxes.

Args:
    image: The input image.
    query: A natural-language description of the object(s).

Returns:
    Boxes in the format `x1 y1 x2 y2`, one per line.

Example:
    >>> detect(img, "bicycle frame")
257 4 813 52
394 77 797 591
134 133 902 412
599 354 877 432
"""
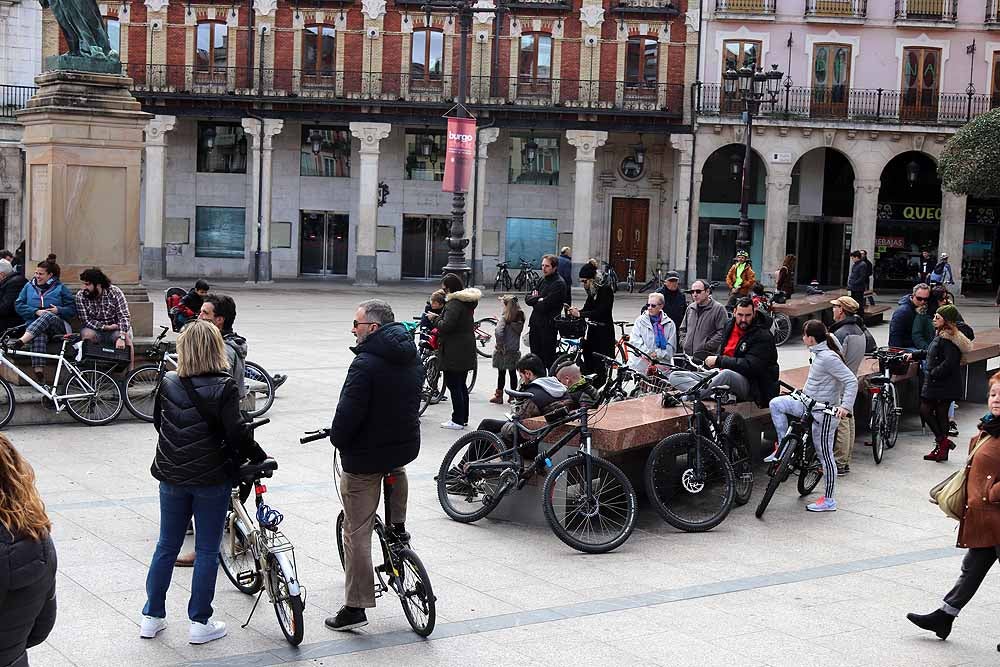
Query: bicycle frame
0 342 98 411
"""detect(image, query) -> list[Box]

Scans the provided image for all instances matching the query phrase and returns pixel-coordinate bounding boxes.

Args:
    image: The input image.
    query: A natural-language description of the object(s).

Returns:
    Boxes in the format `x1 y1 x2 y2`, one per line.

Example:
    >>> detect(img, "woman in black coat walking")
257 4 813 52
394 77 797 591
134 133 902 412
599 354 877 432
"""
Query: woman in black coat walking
0 434 56 667
907 304 972 462
436 273 481 430
568 260 615 386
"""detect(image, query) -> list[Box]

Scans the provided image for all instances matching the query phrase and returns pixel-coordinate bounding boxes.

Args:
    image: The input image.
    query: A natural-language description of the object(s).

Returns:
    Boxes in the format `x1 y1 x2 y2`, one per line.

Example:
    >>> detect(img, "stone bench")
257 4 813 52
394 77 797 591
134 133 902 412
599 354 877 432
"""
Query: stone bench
772 289 886 326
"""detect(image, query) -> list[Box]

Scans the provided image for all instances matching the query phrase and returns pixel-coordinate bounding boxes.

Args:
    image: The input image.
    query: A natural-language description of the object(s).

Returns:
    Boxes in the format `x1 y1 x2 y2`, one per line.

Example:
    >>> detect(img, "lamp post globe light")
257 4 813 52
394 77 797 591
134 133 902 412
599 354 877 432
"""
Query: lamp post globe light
725 63 783 254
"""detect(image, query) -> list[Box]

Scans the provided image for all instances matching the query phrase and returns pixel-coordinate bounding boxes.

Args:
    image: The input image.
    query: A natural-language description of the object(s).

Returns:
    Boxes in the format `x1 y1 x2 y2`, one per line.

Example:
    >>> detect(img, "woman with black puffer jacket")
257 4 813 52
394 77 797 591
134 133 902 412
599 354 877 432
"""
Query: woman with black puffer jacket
141 319 264 646
0 434 57 667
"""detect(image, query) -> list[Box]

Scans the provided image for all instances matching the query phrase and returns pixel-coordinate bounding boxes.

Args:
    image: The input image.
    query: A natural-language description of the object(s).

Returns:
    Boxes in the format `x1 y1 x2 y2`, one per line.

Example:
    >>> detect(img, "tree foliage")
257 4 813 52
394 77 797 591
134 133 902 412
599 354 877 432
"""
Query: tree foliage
939 108 1000 199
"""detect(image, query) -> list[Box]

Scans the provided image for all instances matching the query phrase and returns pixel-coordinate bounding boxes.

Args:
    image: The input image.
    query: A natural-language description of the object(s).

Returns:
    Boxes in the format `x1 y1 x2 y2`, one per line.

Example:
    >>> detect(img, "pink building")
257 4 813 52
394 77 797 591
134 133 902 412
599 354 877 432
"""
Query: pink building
687 0 1000 294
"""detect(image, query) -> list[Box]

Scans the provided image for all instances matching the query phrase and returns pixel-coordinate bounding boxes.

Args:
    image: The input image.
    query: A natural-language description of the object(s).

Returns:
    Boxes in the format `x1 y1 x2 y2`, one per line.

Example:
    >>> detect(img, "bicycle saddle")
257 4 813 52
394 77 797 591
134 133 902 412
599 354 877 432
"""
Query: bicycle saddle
709 385 730 395
505 389 533 400
238 458 278 482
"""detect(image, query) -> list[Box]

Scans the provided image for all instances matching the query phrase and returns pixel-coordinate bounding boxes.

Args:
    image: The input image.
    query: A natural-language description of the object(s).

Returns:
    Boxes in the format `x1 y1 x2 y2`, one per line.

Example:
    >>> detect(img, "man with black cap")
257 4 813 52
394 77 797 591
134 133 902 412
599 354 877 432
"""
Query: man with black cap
567 261 614 385
653 271 687 330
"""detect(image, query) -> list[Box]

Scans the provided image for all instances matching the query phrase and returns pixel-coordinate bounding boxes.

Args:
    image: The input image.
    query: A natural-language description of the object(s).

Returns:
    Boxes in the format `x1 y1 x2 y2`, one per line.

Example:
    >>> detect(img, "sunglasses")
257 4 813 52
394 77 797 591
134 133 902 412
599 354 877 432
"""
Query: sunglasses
913 296 927 302
353 320 377 328
689 289 705 294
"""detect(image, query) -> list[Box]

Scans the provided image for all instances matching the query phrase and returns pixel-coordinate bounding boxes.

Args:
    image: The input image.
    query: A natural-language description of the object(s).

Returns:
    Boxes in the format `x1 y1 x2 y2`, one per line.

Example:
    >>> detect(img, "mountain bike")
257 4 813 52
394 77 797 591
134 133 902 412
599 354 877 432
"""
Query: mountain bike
512 258 540 292
601 261 619 293
638 259 665 294
437 397 638 553
755 382 836 518
122 326 276 421
493 262 513 292
624 258 637 293
218 419 306 646
592 353 646 402
300 428 436 637
867 347 906 464
758 291 792 346
0 328 123 426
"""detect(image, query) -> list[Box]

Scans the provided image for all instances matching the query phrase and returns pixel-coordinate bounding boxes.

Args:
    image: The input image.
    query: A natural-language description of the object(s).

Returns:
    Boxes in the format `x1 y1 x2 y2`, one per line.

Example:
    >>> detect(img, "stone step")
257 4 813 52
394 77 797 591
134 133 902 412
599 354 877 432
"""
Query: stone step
6 384 138 427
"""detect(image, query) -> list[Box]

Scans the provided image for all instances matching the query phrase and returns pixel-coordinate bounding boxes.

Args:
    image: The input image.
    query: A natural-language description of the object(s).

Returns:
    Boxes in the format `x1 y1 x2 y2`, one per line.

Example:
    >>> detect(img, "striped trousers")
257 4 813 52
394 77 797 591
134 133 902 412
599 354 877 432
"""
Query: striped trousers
769 394 839 501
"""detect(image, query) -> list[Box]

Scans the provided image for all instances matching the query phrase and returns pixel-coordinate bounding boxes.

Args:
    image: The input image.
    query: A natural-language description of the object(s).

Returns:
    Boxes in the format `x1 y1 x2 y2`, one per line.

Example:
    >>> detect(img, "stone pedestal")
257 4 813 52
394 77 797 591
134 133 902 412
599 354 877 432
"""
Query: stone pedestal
17 70 154 336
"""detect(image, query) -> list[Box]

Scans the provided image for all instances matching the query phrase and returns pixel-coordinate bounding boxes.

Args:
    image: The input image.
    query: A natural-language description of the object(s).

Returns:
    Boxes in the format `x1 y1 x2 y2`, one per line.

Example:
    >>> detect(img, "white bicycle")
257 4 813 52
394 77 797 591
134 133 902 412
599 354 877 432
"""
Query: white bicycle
0 327 124 426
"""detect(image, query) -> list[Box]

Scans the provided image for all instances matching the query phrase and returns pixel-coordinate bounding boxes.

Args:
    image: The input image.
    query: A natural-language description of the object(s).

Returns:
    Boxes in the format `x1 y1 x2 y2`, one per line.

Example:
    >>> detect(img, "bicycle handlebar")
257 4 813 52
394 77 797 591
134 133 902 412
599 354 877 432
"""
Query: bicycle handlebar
300 428 330 444
247 418 269 430
777 381 837 413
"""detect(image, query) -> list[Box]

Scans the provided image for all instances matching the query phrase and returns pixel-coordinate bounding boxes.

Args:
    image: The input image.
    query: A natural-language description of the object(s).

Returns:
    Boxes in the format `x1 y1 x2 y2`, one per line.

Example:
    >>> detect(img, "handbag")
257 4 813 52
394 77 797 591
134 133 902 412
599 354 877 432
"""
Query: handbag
929 434 990 520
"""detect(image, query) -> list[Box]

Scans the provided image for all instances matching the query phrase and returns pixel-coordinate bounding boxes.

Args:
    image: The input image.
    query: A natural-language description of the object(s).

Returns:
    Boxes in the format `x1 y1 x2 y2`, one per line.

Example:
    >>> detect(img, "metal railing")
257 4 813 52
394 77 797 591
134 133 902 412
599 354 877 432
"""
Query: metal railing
715 0 776 13
125 64 686 115
696 82 994 126
894 0 957 21
0 85 37 118
804 0 867 18
988 0 1000 23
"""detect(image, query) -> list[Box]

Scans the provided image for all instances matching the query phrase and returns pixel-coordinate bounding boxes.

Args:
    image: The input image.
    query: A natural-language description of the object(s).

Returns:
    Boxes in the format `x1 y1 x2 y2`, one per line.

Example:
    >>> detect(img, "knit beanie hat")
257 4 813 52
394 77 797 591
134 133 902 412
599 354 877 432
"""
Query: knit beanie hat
937 304 959 323
578 263 597 280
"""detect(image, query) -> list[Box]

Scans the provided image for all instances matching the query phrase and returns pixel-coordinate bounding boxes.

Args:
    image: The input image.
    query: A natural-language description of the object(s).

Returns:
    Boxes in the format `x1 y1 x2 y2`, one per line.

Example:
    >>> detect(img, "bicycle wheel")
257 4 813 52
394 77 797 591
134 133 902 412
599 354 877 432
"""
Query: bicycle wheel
466 364 478 393
62 368 124 426
797 442 822 496
474 317 497 358
645 434 735 532
493 272 503 292
513 271 525 291
527 272 541 292
771 312 792 347
0 377 15 429
436 430 510 523
626 275 635 293
502 272 512 291
549 352 576 377
397 548 436 637
419 355 442 416
267 554 304 646
219 511 262 594
123 364 162 422
543 455 637 553
722 413 754 506
885 386 900 449
608 272 618 293
871 395 885 464
755 435 797 519
244 361 275 418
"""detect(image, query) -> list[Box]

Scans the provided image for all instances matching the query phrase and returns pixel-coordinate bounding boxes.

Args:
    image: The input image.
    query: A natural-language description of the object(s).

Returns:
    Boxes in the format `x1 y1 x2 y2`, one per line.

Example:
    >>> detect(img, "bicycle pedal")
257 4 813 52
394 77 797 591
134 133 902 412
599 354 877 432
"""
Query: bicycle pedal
236 570 258 586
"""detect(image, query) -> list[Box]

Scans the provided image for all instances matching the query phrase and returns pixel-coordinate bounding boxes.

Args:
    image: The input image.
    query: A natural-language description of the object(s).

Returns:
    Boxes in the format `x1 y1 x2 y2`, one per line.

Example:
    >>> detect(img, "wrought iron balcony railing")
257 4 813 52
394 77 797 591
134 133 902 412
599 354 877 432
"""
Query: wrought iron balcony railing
988 0 1000 23
124 64 686 116
894 0 957 21
696 82 994 127
0 85 37 118
804 0 866 18
714 0 776 14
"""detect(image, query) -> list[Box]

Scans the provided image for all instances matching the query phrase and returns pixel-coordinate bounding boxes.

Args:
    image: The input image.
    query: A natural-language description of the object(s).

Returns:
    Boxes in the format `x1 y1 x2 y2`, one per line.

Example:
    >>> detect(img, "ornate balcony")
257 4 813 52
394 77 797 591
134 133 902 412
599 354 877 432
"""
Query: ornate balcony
894 0 957 23
988 0 1000 24
804 0 866 19
714 0 776 16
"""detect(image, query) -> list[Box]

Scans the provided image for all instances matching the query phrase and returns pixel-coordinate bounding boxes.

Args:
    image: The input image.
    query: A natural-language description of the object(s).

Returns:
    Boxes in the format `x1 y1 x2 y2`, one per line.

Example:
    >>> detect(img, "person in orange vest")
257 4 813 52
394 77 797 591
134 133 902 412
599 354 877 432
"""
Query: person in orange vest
725 250 756 309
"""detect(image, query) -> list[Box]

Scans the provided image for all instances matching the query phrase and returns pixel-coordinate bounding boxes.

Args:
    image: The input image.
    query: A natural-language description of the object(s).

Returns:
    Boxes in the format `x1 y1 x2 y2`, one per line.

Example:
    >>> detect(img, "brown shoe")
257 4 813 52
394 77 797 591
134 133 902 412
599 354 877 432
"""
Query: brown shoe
924 441 949 462
489 390 503 405
174 551 195 567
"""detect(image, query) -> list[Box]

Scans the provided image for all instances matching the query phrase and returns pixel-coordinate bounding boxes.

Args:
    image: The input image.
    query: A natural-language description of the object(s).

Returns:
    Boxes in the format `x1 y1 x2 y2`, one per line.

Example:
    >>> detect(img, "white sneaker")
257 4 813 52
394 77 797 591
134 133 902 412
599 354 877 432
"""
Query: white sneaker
139 615 167 639
440 421 465 430
189 619 227 644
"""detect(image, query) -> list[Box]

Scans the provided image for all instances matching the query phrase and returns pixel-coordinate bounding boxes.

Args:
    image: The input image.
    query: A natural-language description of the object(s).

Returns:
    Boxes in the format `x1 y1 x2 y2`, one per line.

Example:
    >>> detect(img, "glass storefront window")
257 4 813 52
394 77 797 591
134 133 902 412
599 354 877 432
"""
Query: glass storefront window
301 127 350 177
509 135 559 186
404 131 445 181
197 123 247 174
195 206 246 258
963 199 1000 292
505 217 557 269
873 206 939 287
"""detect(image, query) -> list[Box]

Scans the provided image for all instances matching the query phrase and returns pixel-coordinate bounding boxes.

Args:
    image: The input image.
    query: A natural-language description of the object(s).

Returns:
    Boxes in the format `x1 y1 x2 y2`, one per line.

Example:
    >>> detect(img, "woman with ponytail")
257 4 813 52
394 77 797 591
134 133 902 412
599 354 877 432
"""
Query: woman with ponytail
766 319 858 512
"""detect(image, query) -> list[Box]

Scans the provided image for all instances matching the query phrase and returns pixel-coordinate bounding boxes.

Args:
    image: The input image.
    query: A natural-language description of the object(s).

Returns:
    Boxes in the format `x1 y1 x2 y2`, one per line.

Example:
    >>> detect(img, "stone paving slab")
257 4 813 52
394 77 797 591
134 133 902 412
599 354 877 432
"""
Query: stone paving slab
11 284 1000 666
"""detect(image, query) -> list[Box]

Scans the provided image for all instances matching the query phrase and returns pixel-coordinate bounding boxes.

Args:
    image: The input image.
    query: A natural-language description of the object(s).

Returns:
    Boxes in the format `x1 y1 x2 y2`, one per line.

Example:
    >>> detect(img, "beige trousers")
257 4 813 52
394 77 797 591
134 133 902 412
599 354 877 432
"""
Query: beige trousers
340 468 408 608
833 413 857 467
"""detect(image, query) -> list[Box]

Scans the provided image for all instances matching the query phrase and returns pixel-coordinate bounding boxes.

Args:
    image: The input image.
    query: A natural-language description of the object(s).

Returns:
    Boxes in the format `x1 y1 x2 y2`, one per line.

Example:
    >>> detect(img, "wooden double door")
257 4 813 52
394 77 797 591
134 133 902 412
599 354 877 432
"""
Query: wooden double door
609 197 649 281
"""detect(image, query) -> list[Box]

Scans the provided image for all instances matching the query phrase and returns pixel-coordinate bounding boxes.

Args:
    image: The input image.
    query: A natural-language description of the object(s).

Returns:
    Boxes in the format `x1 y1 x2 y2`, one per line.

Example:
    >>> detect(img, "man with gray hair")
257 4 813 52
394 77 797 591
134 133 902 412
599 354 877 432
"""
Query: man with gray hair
0 258 26 333
326 299 422 632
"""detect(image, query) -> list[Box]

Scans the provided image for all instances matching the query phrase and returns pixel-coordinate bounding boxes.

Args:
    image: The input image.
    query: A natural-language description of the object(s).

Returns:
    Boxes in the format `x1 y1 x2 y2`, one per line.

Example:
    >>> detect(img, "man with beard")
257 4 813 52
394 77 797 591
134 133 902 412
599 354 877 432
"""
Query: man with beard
668 298 779 408
76 267 131 350
567 261 614 385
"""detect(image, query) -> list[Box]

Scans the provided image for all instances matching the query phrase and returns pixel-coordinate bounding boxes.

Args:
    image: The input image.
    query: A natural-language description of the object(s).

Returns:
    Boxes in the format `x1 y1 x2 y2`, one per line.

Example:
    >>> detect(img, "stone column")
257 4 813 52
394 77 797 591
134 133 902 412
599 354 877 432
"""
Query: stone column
141 114 176 280
670 135 693 283
565 129 608 278
687 173 703 281
349 122 391 286
241 117 283 282
761 175 793 288
851 178 880 261
469 127 500 286
939 190 967 295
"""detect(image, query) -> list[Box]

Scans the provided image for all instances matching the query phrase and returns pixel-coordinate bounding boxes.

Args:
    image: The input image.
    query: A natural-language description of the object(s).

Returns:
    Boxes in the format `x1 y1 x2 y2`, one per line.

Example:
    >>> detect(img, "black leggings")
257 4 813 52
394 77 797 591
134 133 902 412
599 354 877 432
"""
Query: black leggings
497 369 517 392
920 399 951 440
443 370 469 426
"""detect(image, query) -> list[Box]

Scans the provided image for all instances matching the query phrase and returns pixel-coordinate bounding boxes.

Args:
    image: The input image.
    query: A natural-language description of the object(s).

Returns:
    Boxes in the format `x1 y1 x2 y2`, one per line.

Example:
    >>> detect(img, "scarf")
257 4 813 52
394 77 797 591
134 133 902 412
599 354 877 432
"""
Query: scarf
980 414 1000 438
649 313 668 350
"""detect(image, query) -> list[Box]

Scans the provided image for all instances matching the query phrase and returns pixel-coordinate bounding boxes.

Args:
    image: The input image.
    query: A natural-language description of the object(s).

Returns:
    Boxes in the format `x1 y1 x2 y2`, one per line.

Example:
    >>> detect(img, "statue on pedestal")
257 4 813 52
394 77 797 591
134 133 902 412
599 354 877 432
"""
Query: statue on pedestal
40 0 121 72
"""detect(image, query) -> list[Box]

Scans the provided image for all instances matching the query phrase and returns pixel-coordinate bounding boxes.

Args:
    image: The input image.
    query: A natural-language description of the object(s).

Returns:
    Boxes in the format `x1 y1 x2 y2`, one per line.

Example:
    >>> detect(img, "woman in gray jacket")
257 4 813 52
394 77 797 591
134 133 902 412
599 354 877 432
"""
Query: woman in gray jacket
766 320 858 513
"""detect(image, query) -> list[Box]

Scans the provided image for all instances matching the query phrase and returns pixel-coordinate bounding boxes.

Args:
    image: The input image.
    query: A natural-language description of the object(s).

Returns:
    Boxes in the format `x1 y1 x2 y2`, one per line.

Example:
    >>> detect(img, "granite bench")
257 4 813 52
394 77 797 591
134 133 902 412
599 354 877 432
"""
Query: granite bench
772 289 887 326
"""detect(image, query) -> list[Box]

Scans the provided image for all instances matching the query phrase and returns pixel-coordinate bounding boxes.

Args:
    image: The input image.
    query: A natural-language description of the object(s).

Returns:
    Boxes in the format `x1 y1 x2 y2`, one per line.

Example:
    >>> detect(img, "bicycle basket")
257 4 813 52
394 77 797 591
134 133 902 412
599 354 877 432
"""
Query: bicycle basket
554 316 586 339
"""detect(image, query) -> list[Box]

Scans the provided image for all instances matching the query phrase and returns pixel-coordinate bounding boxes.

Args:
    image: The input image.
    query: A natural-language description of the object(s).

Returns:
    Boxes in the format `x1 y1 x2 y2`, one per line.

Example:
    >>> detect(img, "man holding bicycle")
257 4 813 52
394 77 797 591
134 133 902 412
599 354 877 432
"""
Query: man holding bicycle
327 299 422 631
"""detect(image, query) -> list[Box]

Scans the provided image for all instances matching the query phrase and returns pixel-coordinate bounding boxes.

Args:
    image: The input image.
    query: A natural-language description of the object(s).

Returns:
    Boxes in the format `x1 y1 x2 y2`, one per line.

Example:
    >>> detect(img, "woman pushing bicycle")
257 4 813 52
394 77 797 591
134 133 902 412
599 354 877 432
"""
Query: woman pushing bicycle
766 320 858 513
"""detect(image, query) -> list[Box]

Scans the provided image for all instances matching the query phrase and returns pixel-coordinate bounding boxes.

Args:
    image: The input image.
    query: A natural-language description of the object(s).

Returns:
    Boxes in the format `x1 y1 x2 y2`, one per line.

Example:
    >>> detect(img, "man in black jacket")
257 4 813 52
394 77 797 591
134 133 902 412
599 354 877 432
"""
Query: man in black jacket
653 271 687 330
0 259 27 333
525 254 567 370
567 262 614 385
847 250 868 317
327 299 422 632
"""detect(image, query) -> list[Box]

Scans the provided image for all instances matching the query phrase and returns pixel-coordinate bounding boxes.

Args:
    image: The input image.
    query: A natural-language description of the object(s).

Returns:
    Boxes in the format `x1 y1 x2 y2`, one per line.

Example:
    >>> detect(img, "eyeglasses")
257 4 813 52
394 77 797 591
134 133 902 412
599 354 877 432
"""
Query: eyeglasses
913 296 927 302
647 303 662 309
353 320 377 328
690 289 705 294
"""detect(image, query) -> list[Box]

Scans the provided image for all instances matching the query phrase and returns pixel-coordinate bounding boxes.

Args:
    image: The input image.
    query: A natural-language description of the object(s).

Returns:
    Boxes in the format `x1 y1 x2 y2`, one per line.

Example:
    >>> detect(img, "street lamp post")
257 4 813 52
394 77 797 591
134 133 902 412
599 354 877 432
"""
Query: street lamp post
722 64 783 254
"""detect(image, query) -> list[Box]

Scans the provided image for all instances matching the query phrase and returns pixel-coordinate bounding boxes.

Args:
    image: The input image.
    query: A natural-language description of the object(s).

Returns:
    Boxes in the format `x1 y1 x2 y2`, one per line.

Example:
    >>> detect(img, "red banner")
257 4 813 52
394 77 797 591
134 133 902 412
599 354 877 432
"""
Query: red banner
442 117 476 193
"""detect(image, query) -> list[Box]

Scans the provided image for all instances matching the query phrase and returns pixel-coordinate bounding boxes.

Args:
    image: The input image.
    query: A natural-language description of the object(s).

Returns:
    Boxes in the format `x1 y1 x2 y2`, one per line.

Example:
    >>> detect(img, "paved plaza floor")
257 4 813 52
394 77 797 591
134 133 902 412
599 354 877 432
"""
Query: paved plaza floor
13 282 1000 667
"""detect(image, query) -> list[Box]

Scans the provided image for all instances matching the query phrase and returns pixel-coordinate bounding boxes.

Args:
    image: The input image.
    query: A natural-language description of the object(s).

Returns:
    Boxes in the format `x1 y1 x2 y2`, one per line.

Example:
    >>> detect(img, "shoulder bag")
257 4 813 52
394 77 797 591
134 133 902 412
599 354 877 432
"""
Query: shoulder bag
929 434 990 521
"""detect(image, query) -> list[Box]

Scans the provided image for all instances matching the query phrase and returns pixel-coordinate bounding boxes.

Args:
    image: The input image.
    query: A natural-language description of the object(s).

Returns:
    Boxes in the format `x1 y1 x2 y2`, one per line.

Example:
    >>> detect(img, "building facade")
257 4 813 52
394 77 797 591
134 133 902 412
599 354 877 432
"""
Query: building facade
36 0 697 285
694 0 1000 295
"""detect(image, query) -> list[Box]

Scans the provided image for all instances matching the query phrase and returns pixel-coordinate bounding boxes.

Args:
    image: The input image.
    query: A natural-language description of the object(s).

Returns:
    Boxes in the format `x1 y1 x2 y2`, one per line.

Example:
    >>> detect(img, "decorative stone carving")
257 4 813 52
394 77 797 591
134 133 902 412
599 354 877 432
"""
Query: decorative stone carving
684 4 700 32
241 118 284 150
566 130 608 162
824 129 836 147
912 133 926 152
854 178 880 195
144 0 168 12
144 114 176 147
579 5 604 29
767 176 793 191
362 0 386 21
669 134 692 154
477 127 500 159
350 122 392 155
253 0 276 16
473 0 495 25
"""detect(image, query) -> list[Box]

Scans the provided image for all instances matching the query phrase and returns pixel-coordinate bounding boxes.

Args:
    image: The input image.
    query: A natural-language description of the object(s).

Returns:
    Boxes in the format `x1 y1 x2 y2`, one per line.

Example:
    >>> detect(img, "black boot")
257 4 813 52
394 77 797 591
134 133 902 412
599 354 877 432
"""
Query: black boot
906 609 954 639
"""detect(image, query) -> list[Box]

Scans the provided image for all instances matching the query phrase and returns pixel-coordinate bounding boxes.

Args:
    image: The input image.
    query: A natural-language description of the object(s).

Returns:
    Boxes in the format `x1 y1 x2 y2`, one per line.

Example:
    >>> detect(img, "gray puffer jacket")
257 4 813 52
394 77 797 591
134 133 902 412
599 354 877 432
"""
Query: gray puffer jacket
802 341 858 411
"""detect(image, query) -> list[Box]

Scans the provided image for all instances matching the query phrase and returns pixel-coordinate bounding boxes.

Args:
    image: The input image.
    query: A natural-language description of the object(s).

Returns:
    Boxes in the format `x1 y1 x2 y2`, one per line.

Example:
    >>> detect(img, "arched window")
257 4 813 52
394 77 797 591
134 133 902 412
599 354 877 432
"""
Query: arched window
104 17 120 55
196 22 227 74
518 33 552 84
625 36 657 89
411 28 444 85
302 25 335 79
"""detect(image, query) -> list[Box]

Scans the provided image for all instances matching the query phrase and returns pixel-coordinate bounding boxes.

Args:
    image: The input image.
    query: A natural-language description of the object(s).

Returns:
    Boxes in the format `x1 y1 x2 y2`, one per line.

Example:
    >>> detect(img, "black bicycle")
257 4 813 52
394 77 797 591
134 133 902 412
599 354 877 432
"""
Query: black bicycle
867 347 906 464
755 381 836 518
494 262 513 292
512 258 540 292
436 396 638 553
601 261 619 293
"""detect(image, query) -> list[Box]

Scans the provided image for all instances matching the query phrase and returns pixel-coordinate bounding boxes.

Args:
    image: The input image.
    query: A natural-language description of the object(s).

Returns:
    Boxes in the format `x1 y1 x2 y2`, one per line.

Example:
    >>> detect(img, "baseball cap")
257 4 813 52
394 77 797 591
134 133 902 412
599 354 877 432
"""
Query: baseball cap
830 296 858 313
735 250 749 259
664 271 679 282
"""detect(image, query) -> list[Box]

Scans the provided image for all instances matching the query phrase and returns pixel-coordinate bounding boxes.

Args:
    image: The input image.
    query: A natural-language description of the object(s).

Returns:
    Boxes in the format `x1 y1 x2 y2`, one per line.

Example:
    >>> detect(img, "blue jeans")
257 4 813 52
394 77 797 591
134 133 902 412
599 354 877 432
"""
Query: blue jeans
143 481 231 623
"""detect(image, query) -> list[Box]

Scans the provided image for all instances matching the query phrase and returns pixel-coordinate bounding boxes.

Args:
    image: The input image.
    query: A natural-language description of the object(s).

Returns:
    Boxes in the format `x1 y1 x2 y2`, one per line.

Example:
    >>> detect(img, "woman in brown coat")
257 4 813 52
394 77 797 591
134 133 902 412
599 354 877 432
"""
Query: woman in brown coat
907 374 1000 643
